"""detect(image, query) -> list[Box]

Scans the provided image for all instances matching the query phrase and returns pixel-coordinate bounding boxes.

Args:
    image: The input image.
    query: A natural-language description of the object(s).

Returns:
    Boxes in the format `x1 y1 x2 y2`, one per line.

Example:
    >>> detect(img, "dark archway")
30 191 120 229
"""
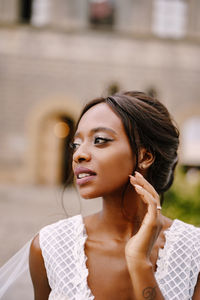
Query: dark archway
37 114 75 186
59 116 75 185
20 0 33 23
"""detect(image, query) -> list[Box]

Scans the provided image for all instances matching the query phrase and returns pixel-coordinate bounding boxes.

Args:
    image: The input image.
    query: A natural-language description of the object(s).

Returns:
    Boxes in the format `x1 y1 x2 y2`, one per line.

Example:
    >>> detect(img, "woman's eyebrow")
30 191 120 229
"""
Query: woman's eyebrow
74 127 117 137
91 127 117 135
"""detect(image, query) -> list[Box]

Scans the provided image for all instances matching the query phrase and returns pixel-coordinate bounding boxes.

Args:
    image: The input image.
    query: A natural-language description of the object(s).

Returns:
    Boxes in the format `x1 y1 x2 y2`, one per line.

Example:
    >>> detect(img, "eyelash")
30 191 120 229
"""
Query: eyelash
70 142 79 151
94 137 113 145
70 137 113 151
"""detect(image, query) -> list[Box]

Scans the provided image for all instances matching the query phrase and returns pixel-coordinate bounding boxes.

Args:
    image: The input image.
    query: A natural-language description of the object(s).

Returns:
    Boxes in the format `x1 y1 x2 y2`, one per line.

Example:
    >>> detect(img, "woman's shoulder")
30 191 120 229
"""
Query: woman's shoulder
29 235 51 296
36 214 88 280
172 219 200 234
38 214 85 251
39 214 83 235
166 218 200 249
30 215 84 255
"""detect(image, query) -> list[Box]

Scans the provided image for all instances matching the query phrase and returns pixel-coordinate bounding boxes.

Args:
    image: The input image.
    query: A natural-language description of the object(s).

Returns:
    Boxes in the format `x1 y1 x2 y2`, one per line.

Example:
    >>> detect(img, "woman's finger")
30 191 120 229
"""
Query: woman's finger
126 186 162 258
129 172 160 206
134 184 158 218
132 171 158 199
129 184 163 251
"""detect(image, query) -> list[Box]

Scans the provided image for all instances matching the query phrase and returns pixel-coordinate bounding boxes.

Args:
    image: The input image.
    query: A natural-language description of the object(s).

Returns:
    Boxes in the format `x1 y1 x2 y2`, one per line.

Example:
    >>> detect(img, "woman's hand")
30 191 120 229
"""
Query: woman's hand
124 172 165 299
125 171 163 267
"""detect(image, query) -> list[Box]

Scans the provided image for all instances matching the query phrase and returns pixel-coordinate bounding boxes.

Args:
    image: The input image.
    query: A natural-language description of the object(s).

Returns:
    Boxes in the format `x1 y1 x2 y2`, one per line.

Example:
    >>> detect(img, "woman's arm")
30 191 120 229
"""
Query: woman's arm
127 260 164 300
29 234 51 300
125 172 165 299
192 273 200 300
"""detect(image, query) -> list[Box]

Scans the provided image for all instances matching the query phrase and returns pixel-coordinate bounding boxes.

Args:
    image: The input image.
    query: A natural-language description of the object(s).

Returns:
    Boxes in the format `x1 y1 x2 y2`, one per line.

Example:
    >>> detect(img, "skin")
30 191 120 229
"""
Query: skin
29 103 200 300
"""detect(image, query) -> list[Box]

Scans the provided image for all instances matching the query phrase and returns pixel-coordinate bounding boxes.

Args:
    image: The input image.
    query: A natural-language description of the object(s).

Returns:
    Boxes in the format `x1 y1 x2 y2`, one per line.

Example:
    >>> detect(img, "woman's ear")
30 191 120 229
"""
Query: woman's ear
138 148 155 170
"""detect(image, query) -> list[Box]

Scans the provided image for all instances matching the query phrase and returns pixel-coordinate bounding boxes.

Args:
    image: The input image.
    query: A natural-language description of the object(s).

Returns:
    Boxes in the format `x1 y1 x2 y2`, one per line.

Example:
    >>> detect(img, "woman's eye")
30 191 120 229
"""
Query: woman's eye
70 142 80 151
94 137 112 145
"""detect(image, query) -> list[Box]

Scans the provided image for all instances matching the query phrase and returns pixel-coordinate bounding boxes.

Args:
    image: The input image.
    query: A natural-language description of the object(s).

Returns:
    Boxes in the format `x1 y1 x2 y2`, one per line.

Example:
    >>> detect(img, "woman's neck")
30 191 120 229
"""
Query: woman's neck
85 186 147 242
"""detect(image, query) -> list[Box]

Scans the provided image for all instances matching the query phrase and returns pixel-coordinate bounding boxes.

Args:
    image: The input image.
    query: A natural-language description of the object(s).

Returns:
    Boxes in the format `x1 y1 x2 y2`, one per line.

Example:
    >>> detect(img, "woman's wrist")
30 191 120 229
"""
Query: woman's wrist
126 257 153 276
126 252 153 268
126 259 165 299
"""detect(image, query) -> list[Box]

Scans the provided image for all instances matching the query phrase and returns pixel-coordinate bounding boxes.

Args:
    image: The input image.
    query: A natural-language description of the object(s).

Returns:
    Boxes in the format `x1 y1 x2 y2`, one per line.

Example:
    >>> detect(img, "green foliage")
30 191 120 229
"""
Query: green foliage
162 167 200 226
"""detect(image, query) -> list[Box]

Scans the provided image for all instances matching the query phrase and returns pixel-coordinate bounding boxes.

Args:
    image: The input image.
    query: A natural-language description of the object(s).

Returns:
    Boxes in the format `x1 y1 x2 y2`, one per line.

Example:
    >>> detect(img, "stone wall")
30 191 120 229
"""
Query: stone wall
0 0 200 183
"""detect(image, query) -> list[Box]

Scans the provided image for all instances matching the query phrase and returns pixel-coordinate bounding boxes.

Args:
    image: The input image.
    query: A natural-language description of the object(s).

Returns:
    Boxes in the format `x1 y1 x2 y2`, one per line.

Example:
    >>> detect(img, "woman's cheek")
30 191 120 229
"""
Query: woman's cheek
100 154 133 186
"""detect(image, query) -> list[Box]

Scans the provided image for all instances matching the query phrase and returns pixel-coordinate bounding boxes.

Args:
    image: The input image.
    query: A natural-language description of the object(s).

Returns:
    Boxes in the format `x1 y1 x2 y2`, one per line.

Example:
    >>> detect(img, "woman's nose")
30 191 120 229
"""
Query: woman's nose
73 146 91 163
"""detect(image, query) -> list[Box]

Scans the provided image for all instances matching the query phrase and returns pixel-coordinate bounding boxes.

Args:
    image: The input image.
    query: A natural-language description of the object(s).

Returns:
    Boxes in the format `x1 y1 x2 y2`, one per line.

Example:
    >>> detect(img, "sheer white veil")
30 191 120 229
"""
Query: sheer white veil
0 240 34 299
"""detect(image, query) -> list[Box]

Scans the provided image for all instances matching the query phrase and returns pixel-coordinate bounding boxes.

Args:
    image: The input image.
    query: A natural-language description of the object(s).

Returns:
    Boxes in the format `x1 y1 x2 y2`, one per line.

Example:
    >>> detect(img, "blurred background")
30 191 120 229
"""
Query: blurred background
0 0 200 269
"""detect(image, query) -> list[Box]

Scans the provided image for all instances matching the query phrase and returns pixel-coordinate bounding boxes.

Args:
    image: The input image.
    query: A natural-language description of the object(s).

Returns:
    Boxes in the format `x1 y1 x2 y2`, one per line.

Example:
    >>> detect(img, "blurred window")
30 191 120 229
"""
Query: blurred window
31 0 51 27
181 117 200 166
89 0 115 27
152 0 188 38
19 0 50 26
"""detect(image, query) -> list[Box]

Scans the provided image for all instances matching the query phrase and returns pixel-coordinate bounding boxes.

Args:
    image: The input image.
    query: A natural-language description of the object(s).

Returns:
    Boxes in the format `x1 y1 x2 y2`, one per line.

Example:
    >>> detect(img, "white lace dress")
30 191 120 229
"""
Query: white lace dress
39 215 200 300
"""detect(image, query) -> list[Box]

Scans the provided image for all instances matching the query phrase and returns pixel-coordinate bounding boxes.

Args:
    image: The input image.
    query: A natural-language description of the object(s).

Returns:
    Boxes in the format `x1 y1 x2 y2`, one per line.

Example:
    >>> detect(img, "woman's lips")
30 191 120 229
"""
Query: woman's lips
74 167 96 185
76 174 96 185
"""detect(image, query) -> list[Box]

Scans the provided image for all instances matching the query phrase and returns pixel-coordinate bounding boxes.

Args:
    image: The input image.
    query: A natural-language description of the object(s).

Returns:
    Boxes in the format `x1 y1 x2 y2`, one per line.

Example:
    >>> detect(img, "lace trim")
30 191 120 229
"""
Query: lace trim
74 216 94 299
155 219 179 280
39 215 95 300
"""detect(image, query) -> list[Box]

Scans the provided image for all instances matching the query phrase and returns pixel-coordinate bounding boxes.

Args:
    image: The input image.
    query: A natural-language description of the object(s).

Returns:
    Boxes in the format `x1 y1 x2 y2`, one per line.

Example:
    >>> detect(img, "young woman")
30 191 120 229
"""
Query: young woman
29 91 200 300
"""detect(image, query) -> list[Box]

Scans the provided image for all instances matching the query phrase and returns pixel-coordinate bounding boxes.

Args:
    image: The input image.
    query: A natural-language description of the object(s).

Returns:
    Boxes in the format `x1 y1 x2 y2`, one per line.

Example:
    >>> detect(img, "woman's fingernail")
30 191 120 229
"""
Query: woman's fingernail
129 175 136 182
135 171 143 178
134 184 142 190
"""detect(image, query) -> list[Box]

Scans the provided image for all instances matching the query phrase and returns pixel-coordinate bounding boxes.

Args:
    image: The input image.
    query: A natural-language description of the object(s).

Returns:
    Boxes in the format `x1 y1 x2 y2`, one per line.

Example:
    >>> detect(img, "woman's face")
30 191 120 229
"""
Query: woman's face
72 103 135 199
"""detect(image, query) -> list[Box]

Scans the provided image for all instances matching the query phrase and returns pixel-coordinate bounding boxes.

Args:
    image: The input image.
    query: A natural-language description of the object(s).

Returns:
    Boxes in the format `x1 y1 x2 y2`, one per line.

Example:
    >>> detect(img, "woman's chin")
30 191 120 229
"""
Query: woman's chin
78 188 101 200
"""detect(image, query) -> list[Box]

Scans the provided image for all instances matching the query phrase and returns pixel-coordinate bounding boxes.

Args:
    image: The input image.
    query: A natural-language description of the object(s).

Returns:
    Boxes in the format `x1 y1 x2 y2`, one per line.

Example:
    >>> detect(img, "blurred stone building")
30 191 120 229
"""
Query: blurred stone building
0 0 200 185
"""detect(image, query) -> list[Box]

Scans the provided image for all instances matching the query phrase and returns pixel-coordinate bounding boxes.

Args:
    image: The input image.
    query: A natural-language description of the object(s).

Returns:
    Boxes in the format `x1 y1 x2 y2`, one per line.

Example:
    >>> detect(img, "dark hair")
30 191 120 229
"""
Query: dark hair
75 91 179 204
